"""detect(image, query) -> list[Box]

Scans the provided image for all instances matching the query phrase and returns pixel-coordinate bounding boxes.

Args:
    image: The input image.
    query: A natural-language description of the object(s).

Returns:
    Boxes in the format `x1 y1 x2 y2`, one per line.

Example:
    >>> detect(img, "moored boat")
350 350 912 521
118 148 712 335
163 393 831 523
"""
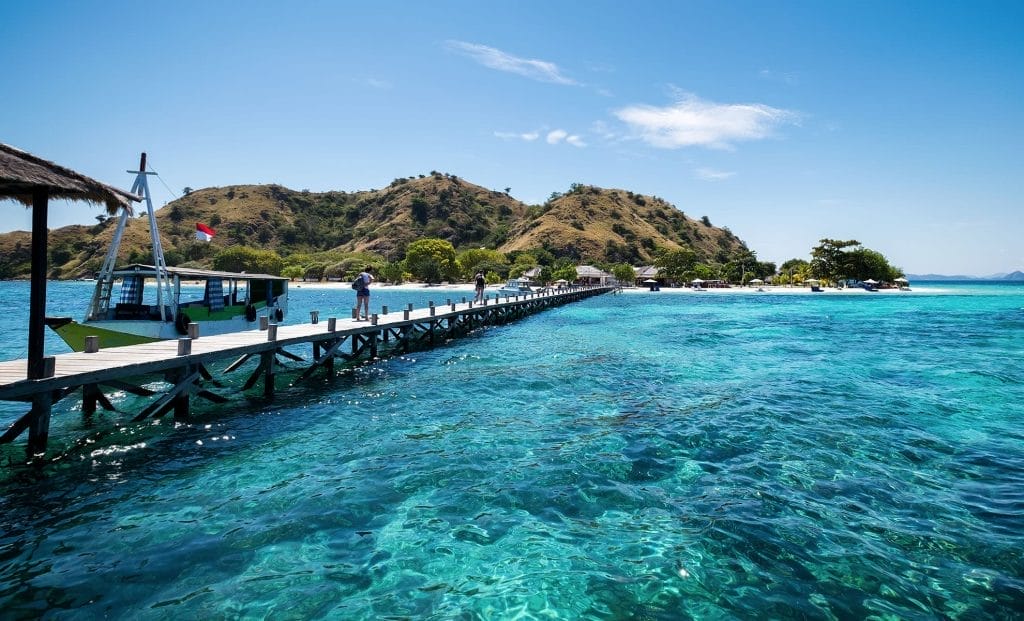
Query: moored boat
497 277 535 296
45 154 288 352
46 265 287 350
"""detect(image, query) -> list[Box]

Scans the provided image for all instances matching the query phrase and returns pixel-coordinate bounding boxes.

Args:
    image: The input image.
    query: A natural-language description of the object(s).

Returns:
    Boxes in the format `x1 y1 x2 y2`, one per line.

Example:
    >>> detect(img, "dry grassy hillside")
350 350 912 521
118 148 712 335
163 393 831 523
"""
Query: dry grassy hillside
500 185 746 264
0 175 751 278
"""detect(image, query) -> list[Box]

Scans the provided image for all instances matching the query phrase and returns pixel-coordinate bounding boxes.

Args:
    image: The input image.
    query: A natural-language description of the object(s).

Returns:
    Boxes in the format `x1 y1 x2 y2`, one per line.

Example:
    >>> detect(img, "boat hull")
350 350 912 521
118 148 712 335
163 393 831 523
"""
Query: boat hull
46 315 260 352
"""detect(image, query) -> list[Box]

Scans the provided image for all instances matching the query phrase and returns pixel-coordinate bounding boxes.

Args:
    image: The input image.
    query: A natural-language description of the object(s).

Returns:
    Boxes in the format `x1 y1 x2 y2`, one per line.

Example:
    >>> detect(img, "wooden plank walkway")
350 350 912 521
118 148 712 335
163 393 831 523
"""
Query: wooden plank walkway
0 285 612 460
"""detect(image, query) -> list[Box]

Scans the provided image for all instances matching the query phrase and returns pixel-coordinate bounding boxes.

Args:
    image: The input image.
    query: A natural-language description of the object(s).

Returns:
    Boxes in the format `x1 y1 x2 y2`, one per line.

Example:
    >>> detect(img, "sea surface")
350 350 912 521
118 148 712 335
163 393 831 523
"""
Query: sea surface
0 281 1022 619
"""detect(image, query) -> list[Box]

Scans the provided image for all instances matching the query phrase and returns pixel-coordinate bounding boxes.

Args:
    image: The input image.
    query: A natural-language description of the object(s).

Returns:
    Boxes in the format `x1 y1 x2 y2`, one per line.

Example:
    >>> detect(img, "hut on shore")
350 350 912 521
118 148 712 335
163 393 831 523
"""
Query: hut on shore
0 143 139 380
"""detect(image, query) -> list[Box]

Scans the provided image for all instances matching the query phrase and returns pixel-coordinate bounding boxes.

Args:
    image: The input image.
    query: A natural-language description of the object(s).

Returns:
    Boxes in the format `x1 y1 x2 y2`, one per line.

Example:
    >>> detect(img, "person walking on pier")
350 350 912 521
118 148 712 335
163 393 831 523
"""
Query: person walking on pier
474 270 486 303
355 266 374 320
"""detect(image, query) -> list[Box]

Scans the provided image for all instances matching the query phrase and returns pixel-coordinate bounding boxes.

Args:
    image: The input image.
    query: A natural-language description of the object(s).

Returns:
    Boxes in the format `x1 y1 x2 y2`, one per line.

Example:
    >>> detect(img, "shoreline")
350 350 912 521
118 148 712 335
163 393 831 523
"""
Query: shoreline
25 279 954 295
289 281 950 295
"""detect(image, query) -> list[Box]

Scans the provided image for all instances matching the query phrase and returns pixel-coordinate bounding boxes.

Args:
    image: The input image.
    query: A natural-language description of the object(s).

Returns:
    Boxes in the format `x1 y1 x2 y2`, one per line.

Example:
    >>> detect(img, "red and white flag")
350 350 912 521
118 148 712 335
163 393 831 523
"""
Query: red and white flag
196 222 216 242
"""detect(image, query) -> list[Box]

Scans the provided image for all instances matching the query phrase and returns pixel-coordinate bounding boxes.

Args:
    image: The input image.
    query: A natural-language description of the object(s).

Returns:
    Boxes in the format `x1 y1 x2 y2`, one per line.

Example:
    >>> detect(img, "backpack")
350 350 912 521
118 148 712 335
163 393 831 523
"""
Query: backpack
351 276 363 290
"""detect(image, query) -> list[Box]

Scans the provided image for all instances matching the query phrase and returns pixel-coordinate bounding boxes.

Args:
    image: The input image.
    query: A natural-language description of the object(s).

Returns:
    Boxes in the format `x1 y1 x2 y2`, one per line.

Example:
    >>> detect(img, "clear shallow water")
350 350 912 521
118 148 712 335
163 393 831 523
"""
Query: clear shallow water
0 281 1022 619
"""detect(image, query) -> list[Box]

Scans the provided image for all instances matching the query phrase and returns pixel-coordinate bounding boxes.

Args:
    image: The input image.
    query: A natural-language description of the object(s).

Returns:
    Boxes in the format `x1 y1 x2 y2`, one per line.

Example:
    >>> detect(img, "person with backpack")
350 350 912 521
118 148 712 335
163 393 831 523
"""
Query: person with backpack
353 266 374 320
474 270 486 303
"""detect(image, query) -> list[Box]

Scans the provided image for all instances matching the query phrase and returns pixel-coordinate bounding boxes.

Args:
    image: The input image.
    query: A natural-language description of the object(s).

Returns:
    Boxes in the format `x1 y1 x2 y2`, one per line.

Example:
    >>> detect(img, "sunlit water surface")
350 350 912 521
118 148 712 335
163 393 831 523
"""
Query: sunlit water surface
0 281 1022 619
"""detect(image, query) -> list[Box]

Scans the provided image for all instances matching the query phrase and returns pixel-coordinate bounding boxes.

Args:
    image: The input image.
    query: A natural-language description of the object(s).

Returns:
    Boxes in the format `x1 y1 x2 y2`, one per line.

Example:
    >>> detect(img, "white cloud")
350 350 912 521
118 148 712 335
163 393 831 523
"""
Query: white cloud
614 93 797 150
497 128 585 147
495 131 540 142
445 40 578 85
695 167 735 181
366 78 392 89
546 129 568 144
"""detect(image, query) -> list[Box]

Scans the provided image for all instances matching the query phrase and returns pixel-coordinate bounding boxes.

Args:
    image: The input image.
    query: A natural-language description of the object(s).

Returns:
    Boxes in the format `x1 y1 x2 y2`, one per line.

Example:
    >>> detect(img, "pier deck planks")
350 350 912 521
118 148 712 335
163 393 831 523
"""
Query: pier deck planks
0 287 610 402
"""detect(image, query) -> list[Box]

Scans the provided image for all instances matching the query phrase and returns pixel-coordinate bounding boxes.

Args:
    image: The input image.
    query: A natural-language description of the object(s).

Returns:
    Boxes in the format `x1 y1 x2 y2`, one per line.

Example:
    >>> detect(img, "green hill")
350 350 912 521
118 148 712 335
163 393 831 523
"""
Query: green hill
0 174 750 279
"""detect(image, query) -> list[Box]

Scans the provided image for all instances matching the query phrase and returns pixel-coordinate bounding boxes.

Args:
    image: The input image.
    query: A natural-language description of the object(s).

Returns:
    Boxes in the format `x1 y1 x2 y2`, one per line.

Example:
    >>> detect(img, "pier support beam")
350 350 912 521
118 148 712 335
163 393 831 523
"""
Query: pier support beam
26 392 52 459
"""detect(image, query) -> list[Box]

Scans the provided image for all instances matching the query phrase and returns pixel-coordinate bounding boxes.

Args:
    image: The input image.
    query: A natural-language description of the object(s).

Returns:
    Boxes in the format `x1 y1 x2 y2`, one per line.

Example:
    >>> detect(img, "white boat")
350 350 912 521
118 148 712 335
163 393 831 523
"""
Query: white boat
46 154 288 351
497 277 535 296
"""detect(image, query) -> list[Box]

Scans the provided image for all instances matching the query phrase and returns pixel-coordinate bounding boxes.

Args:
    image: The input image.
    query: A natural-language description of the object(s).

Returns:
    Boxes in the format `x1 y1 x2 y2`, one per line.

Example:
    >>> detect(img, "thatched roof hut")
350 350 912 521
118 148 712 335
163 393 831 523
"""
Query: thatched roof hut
0 143 140 386
0 143 138 214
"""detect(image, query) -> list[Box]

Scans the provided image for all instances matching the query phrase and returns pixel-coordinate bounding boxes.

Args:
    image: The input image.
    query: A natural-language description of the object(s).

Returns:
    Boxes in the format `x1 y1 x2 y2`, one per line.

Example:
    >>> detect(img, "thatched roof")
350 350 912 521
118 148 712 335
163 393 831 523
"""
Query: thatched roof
0 143 140 214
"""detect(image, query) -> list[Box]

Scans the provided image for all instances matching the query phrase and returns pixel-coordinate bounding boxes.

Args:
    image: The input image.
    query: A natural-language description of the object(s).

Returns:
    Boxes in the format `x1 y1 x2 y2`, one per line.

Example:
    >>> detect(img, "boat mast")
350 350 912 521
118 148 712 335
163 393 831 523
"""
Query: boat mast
88 197 132 321
89 153 167 321
127 153 172 321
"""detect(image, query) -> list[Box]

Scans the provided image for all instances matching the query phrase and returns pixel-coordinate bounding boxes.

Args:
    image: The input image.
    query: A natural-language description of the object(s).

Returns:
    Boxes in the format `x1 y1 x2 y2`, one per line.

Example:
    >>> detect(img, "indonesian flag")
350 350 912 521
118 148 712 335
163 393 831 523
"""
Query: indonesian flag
196 222 216 242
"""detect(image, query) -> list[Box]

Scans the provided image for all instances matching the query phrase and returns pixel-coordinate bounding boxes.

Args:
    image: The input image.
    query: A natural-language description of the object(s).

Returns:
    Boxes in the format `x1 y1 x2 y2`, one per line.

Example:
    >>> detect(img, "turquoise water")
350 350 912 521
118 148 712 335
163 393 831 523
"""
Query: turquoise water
0 281 1022 619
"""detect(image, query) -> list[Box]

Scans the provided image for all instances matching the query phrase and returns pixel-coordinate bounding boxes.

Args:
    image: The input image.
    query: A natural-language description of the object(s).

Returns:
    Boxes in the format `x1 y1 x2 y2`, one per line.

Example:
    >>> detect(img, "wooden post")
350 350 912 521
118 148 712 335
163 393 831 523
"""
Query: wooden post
352 308 359 319
382 305 389 315
328 317 337 332
187 322 199 339
27 392 52 459
371 314 378 325
403 309 410 320
172 366 190 421
260 316 269 330
85 336 100 353
177 338 192 355
28 189 49 380
267 324 278 341
310 310 319 324
262 351 275 397
26 356 55 457
83 384 97 416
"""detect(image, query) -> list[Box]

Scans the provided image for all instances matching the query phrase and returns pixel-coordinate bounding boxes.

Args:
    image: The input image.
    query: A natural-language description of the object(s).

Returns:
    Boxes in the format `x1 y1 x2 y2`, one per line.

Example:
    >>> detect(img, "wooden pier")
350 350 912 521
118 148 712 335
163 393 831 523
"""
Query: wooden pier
0 285 611 461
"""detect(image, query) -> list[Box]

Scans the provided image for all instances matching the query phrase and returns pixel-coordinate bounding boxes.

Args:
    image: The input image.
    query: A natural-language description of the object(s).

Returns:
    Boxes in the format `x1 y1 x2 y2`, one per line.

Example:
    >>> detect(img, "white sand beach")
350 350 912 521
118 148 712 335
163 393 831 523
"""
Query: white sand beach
290 280 940 295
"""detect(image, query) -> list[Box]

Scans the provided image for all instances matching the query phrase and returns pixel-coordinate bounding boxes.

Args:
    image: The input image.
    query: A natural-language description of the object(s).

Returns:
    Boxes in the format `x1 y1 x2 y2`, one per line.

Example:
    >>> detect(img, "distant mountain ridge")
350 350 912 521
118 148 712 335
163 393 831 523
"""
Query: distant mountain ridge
905 270 1024 281
0 174 750 279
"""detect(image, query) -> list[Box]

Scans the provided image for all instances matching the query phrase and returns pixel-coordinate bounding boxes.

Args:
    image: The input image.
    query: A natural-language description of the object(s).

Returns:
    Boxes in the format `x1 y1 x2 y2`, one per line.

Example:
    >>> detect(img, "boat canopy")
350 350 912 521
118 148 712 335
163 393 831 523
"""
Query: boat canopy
111 264 287 282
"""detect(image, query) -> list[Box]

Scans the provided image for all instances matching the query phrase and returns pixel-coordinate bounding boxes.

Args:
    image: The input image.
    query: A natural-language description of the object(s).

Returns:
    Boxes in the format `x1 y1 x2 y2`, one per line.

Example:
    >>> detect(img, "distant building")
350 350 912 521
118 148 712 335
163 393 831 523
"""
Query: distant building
576 265 613 285
633 265 661 286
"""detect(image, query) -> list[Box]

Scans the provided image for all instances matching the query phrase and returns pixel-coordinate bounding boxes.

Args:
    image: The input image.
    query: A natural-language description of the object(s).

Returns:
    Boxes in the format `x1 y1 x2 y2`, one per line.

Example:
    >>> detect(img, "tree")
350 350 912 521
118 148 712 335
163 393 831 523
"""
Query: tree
691 263 715 280
551 263 578 283
212 246 283 275
410 197 431 224
779 258 811 284
810 239 860 284
182 187 193 196
611 263 635 285
377 261 405 284
846 247 901 283
654 247 697 281
282 265 305 281
457 248 508 279
403 238 459 283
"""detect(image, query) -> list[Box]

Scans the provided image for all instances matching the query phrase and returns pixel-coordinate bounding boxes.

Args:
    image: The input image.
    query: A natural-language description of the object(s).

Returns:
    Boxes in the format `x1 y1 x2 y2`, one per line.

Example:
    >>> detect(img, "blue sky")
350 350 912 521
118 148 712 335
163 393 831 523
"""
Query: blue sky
2 1 1022 275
